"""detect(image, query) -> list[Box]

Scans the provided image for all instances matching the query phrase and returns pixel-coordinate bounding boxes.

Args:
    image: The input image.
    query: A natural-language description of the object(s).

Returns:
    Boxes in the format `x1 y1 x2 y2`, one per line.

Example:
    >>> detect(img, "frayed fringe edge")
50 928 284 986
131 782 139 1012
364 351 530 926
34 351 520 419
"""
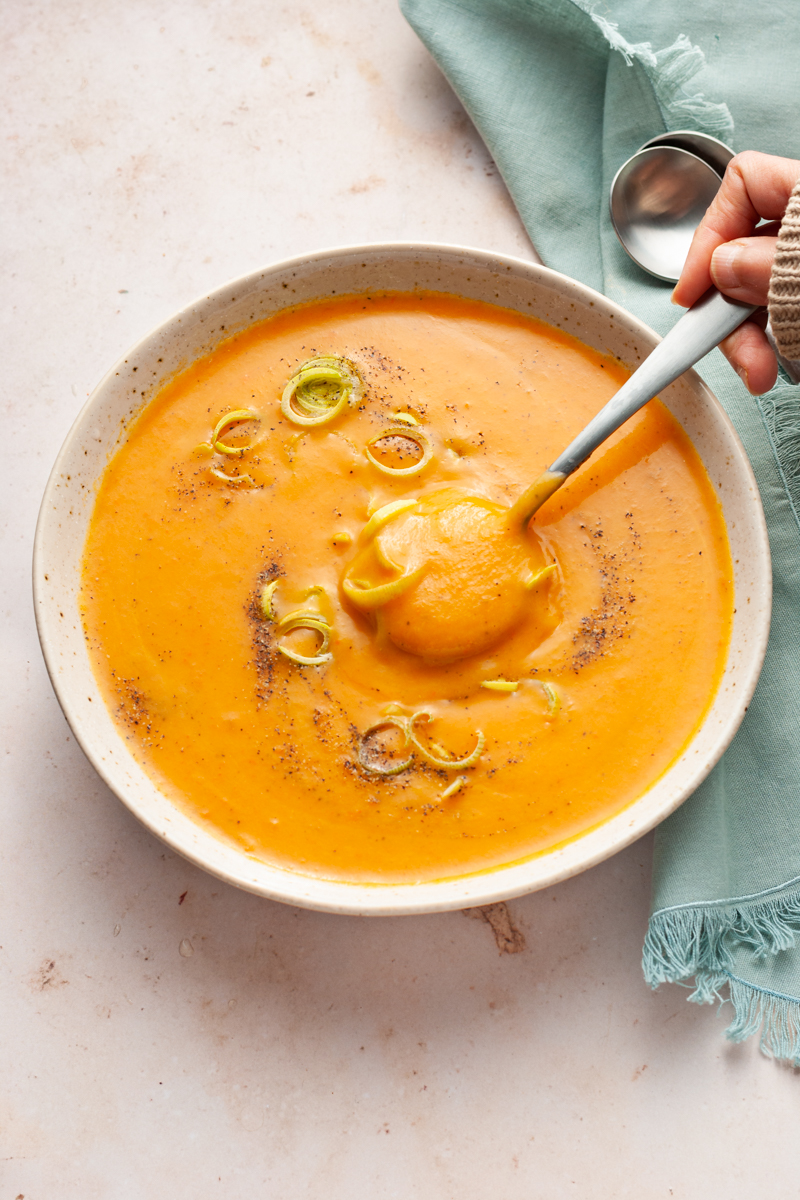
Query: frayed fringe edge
724 976 800 1063
644 889 800 984
643 892 800 1063
665 971 800 1066
757 383 800 537
568 3 734 140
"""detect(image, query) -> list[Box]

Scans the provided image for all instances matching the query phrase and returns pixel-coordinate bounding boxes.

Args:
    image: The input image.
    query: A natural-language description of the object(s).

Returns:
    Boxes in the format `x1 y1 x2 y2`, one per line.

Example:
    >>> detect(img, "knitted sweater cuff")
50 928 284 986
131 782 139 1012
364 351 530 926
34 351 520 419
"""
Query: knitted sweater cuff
768 175 800 361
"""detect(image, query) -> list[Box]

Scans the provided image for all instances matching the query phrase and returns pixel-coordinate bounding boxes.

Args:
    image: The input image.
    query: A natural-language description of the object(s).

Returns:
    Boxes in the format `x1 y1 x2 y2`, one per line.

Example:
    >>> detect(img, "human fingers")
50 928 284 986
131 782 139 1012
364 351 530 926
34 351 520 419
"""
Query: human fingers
672 151 800 308
718 316 778 394
710 235 778 306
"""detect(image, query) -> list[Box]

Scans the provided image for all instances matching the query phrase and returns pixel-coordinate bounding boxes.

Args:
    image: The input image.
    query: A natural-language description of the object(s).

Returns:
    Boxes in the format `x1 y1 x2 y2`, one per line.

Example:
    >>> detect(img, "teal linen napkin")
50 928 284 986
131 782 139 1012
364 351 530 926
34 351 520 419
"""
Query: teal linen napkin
402 0 800 1062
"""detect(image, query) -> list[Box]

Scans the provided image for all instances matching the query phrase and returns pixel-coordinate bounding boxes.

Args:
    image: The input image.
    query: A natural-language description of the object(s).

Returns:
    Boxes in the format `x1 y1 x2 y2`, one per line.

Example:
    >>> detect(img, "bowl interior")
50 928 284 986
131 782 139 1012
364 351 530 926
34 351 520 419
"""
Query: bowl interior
33 245 771 914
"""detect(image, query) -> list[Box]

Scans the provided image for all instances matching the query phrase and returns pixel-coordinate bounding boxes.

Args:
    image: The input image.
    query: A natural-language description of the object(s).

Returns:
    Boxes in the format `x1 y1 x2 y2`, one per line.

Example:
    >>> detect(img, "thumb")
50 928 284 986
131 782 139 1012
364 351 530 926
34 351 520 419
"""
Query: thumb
710 236 777 306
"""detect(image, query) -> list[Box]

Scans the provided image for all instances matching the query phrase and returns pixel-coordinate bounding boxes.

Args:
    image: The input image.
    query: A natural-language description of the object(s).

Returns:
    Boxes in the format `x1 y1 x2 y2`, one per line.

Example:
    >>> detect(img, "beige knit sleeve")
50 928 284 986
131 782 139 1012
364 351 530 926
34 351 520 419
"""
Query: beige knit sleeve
768 175 800 361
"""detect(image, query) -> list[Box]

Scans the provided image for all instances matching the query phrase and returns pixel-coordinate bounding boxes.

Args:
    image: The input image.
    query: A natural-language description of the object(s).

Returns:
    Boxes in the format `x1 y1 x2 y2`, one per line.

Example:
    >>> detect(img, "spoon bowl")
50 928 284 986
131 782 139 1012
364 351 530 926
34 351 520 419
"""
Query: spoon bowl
610 145 724 283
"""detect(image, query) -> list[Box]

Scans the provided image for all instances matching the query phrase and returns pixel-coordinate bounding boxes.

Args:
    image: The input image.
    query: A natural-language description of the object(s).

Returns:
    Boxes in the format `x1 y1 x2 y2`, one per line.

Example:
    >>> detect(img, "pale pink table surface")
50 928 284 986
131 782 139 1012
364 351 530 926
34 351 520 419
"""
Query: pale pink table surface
3 2 798 1196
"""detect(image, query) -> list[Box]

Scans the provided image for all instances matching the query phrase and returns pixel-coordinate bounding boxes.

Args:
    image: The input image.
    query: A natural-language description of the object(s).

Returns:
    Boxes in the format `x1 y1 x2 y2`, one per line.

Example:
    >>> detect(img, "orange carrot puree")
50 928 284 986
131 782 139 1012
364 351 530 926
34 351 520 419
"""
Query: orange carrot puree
81 292 733 883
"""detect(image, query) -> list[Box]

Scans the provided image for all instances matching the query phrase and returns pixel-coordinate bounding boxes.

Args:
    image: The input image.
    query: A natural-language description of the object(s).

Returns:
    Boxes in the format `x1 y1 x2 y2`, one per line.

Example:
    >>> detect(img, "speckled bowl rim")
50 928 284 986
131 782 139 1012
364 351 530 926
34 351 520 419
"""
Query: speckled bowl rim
33 243 771 915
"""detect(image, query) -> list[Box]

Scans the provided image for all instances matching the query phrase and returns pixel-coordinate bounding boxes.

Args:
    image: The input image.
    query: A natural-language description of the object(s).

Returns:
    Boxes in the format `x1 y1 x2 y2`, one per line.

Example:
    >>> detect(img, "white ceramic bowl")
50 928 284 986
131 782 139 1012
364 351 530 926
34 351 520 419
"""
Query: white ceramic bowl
33 244 771 914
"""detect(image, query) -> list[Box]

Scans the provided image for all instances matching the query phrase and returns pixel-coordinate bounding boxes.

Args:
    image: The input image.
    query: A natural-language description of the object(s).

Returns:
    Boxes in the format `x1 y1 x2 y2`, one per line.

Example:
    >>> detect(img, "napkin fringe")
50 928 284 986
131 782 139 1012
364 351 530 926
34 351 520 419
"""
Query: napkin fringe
757 384 800 531
644 890 800 983
644 892 800 1061
723 976 800 1062
570 3 734 140
682 971 800 1064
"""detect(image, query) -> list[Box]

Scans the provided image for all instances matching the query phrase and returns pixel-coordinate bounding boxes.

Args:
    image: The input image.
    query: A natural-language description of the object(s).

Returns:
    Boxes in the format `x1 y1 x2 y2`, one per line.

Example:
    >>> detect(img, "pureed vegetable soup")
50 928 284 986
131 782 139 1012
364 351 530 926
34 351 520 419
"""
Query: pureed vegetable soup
81 292 733 883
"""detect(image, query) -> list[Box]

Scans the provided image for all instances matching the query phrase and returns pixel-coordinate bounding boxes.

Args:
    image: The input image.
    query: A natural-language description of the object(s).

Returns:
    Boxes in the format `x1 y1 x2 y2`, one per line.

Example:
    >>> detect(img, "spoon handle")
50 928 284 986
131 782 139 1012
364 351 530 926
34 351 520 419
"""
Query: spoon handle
548 288 758 478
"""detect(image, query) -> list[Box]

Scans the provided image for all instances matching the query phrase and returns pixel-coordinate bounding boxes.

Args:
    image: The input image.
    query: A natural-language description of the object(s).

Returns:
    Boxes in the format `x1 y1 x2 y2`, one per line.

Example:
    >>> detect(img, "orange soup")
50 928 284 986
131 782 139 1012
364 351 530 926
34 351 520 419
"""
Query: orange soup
81 292 733 882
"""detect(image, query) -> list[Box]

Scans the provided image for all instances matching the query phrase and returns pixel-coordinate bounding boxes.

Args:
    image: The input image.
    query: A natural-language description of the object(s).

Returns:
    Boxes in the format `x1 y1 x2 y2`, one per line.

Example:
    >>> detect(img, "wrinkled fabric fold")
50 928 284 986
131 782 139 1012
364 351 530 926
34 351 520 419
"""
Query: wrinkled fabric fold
401 0 800 1062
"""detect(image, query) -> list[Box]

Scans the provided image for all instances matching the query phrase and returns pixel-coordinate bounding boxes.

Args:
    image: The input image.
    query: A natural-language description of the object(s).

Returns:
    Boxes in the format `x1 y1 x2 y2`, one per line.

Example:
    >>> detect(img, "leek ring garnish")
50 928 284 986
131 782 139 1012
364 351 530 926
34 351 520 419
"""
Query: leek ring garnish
408 711 485 770
525 563 557 589
276 609 327 626
441 775 468 799
212 409 261 456
358 717 414 776
342 564 425 611
275 612 332 666
542 682 560 714
359 498 419 544
281 357 361 427
209 467 256 485
358 711 484 777
261 580 279 621
480 680 519 693
392 411 419 426
365 426 433 477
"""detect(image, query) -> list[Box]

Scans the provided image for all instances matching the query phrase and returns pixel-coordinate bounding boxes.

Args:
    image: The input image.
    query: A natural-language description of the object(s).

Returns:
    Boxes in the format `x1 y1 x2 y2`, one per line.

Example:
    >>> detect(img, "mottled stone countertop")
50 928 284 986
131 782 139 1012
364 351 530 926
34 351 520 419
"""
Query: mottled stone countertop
3 2 798 1196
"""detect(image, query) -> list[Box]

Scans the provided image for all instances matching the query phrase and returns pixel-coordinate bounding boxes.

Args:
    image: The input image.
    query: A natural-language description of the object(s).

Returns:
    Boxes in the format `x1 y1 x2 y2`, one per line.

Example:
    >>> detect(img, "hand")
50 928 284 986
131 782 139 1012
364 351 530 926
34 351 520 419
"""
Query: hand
672 150 800 394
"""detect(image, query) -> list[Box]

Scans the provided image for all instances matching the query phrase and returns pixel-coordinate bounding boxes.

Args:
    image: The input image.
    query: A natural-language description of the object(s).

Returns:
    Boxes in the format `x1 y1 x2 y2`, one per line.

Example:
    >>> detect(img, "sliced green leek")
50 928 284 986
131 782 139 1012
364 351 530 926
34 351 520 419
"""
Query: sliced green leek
342 564 425 611
281 356 361 428
542 682 560 714
275 611 332 666
360 498 418 544
408 711 485 770
365 425 433 477
260 580 279 621
209 467 256 485
480 680 519 693
212 409 261 456
358 710 484 778
358 716 414 776
525 563 557 589
441 775 468 799
392 411 419 426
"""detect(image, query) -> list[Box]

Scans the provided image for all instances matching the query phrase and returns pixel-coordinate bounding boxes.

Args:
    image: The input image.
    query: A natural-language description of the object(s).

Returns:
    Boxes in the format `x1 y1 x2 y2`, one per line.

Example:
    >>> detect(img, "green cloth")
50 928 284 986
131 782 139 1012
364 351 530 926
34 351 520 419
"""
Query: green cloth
402 0 800 1061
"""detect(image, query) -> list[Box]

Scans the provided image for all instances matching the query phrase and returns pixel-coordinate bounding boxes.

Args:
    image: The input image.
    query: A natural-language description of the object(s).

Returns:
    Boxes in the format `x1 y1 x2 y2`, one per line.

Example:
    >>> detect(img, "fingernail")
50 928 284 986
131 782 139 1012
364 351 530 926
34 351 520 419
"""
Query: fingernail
670 288 679 305
735 363 751 391
711 244 743 290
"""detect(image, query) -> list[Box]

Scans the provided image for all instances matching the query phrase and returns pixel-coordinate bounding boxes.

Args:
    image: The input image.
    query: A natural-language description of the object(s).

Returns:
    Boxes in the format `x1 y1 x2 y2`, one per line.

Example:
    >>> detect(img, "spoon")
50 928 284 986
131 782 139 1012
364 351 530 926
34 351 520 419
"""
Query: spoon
508 287 758 525
509 137 756 525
